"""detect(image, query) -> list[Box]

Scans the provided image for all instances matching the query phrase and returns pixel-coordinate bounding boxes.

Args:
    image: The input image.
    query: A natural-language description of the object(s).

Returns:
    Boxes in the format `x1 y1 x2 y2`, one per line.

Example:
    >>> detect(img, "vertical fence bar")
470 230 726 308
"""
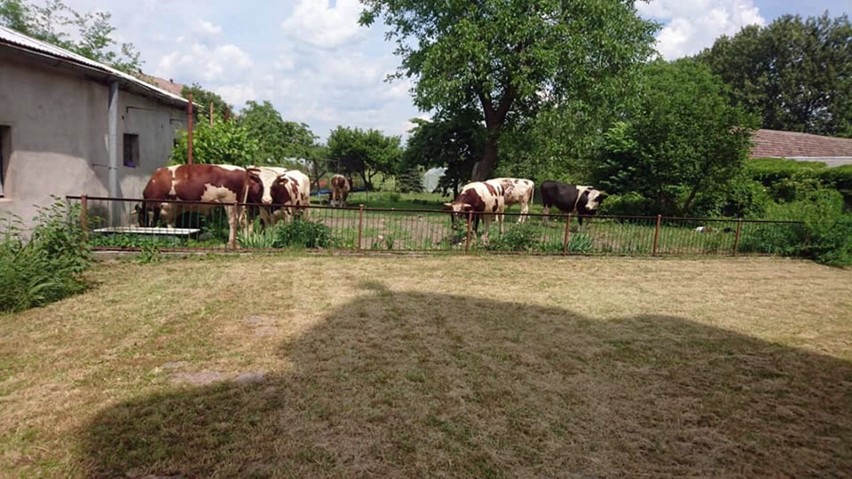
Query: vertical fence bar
652 214 662 257
562 213 571 254
465 211 473 254
733 218 743 256
79 194 89 241
357 204 364 251
230 201 238 249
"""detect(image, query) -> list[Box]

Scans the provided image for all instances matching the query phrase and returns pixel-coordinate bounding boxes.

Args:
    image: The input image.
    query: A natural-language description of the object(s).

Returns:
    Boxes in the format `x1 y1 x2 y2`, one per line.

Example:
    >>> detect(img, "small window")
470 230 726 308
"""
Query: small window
123 133 139 168
0 125 10 197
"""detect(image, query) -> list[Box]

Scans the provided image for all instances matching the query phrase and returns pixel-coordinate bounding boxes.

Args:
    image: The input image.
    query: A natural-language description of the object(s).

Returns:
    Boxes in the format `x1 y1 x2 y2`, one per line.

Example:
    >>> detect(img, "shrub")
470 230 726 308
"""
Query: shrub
598 192 655 217
271 219 332 249
0 200 92 313
485 223 540 252
738 188 851 266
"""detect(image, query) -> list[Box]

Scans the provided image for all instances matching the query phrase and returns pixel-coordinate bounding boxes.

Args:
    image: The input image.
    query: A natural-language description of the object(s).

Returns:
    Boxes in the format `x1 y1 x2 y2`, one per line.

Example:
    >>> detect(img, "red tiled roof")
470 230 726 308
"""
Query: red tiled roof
751 129 852 158
141 74 185 97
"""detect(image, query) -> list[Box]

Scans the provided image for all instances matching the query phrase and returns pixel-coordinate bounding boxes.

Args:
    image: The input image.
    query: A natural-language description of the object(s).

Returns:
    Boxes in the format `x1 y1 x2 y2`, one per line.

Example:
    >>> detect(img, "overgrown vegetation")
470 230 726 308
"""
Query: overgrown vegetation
0 200 92 313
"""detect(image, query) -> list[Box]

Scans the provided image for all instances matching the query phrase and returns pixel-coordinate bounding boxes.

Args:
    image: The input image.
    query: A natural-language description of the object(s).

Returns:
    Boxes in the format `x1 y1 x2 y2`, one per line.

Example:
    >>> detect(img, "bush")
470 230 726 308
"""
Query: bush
271 219 332 249
485 223 540 252
0 200 92 313
598 192 656 217
738 188 851 266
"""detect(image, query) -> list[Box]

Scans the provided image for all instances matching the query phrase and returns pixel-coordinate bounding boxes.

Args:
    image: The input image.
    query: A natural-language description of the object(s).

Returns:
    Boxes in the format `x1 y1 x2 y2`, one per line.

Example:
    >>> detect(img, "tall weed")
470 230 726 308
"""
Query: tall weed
0 200 92 313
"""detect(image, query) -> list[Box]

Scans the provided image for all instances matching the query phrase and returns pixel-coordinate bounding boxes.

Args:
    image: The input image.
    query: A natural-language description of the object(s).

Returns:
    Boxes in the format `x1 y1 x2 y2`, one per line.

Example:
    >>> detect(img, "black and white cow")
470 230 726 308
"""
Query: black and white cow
444 181 505 243
540 180 607 225
486 177 535 223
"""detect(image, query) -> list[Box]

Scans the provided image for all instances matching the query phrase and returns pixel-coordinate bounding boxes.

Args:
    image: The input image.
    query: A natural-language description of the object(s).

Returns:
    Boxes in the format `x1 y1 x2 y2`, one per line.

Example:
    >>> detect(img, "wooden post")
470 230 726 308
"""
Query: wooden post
80 195 89 242
652 214 662 257
187 93 194 165
209 102 214 127
562 213 572 254
230 201 238 250
733 219 743 256
465 210 473 253
357 204 364 251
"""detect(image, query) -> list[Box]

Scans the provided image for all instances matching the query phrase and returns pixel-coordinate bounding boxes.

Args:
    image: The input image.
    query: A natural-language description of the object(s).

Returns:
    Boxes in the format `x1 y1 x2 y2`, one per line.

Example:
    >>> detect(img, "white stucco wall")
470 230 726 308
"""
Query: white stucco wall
0 54 186 229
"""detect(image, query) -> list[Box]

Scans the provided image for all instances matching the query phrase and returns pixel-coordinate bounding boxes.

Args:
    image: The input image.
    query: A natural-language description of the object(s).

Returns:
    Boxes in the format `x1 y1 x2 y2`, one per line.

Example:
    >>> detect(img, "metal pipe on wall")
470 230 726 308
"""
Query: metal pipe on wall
108 80 120 225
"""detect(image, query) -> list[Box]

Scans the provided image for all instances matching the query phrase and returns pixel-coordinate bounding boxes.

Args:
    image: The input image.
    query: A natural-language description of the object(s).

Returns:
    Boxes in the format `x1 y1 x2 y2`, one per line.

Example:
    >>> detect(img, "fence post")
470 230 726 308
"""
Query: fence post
230 201 238 250
465 210 473 254
562 213 572 254
733 218 743 256
652 214 662 257
357 204 364 251
80 195 89 242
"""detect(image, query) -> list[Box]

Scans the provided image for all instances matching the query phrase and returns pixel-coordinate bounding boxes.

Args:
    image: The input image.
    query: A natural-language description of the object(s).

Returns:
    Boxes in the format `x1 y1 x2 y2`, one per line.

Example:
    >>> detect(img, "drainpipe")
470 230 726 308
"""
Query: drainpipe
108 80 120 224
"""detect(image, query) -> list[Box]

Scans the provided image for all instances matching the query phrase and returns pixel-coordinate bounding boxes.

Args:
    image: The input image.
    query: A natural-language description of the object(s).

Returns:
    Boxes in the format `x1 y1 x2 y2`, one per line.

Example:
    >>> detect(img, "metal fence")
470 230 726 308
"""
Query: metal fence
66 195 808 257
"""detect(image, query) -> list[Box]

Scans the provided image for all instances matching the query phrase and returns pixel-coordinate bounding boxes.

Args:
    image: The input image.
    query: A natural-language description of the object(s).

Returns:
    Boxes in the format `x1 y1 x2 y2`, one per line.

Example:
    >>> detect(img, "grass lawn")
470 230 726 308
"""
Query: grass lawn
1 255 850 477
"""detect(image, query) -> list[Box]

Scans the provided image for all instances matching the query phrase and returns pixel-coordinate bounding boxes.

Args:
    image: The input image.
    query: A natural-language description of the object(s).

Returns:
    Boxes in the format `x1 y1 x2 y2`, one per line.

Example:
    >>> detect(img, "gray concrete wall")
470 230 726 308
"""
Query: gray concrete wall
0 55 186 230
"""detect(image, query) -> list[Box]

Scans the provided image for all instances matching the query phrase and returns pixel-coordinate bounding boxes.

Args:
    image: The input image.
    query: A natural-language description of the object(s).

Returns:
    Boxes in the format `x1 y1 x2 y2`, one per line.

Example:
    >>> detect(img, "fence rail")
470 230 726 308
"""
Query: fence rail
65 195 807 257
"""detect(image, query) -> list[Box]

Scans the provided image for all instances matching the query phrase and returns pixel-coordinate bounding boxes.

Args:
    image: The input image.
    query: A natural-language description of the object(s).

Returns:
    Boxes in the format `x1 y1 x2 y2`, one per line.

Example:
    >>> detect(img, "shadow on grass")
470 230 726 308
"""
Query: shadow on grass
79 285 851 478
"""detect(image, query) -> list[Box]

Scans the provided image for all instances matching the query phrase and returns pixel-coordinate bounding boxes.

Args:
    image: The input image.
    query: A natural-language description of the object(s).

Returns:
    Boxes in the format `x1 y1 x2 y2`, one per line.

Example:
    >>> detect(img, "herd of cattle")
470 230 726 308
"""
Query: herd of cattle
137 163 606 247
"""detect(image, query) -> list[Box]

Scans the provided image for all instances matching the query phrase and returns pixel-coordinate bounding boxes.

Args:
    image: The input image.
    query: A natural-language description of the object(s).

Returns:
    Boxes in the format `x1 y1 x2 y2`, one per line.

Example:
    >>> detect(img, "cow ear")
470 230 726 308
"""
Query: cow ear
276 176 290 185
462 203 473 211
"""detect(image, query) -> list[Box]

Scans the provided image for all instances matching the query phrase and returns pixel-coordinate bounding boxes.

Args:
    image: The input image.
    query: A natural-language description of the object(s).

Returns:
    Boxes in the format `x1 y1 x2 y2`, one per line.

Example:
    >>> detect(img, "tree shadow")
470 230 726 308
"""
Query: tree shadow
79 285 851 478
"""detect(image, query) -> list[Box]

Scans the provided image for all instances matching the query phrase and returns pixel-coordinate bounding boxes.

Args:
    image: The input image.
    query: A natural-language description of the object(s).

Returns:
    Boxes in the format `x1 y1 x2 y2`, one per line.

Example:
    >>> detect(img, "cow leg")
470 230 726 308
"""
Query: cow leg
519 202 529 224
542 205 550 225
226 205 239 248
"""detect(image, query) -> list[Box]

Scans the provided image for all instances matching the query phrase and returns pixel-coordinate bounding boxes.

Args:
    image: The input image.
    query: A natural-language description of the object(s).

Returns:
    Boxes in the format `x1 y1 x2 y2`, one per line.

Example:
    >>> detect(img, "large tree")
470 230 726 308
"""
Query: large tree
698 13 852 137
327 126 402 190
1 0 141 73
403 110 484 196
239 100 320 165
360 0 657 180
594 59 757 216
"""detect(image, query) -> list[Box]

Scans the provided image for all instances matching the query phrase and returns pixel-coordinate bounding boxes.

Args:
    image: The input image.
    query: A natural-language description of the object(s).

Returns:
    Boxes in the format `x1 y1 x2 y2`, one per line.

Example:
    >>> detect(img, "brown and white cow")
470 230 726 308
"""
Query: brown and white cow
140 164 262 248
273 169 311 221
486 177 535 223
444 181 505 243
540 180 607 225
330 174 350 207
246 167 312 226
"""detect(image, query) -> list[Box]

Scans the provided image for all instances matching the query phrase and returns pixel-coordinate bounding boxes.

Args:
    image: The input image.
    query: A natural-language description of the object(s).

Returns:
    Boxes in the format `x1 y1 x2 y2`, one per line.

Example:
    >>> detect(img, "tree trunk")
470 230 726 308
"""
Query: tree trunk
472 133 499 181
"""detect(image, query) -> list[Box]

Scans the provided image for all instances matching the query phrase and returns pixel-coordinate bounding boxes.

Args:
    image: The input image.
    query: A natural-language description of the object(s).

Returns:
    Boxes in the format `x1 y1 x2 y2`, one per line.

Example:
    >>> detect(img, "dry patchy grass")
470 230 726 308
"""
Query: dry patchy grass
0 255 850 477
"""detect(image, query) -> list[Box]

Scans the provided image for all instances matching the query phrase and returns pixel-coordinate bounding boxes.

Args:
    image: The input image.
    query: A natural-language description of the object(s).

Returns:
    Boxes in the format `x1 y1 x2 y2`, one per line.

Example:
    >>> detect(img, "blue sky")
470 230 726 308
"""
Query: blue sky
61 0 849 142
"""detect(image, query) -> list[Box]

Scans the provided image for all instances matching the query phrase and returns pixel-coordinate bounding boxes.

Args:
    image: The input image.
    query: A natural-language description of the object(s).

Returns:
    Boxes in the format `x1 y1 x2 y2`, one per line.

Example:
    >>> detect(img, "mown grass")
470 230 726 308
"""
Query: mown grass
1 256 849 477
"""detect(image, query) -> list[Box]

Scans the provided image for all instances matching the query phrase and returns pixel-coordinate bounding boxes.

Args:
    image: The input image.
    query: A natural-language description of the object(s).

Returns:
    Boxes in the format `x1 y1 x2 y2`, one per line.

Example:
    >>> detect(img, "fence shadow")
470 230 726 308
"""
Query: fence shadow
78 288 851 478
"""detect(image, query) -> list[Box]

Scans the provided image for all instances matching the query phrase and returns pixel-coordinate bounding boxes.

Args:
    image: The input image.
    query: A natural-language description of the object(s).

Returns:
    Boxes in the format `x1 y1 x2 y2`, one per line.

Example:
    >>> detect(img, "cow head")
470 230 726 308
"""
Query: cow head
245 168 265 205
580 189 607 214
135 202 161 227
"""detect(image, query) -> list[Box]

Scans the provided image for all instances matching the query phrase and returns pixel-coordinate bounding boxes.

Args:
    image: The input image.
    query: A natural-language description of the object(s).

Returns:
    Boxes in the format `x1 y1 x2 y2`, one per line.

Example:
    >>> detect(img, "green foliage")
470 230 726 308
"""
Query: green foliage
598 192 656 217
403 111 483 195
698 13 852 137
327 126 402 190
485 224 540 252
567 233 594 254
738 189 851 266
271 220 332 249
89 234 184 249
0 200 92 313
595 59 758 216
0 0 141 73
171 114 259 166
396 165 423 194
239 101 321 165
135 245 162 264
744 159 852 205
361 0 658 179
181 84 233 122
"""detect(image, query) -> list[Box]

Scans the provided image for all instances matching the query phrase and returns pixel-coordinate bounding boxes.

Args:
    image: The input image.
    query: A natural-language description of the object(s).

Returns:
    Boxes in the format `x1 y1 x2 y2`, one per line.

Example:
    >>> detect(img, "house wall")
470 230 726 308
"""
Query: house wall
0 54 186 229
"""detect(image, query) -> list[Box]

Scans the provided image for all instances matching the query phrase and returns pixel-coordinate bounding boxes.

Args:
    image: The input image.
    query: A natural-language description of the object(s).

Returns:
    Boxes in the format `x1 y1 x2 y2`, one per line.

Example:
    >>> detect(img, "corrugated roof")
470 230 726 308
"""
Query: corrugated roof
0 25 188 106
751 129 852 159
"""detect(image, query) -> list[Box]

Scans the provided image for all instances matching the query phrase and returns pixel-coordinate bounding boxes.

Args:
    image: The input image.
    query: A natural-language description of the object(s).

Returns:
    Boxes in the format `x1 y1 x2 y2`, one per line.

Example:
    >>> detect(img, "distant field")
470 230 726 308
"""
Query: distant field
1 256 849 477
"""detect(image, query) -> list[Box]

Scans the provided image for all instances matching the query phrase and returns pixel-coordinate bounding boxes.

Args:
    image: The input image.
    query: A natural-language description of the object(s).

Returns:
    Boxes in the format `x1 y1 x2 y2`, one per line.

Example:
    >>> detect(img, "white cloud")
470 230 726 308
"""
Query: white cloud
158 43 253 84
280 0 366 49
638 0 766 59
196 20 223 37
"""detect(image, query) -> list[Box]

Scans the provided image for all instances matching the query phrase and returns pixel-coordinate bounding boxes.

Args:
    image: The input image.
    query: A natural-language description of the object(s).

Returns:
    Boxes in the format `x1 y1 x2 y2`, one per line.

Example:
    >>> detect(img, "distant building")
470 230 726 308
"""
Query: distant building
0 26 189 227
751 129 852 167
